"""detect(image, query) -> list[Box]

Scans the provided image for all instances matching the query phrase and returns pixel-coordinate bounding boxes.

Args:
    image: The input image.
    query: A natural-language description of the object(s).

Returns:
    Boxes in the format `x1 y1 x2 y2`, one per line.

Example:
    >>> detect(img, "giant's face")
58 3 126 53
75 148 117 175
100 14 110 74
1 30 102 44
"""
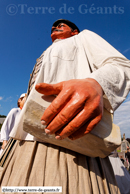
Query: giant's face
51 23 74 42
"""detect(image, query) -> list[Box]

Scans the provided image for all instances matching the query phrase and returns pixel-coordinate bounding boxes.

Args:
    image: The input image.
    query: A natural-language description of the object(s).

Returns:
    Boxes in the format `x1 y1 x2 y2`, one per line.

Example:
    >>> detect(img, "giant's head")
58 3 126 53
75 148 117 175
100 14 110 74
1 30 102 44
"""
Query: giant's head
51 19 80 42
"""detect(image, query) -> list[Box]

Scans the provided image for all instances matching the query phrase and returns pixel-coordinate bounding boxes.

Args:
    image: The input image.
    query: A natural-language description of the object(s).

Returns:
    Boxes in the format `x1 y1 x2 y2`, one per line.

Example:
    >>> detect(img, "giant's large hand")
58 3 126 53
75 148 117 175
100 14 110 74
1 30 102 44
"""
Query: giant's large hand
35 78 103 140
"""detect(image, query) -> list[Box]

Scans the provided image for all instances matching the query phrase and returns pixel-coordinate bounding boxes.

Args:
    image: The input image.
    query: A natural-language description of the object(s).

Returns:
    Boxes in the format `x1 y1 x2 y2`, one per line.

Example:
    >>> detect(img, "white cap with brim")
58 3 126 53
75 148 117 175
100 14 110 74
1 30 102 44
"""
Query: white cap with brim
20 93 26 98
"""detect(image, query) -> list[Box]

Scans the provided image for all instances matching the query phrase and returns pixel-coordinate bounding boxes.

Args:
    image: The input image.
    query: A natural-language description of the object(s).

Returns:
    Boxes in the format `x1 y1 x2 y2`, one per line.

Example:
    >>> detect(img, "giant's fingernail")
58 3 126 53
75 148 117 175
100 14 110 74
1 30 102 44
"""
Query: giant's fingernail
45 129 50 134
55 136 62 140
41 120 46 125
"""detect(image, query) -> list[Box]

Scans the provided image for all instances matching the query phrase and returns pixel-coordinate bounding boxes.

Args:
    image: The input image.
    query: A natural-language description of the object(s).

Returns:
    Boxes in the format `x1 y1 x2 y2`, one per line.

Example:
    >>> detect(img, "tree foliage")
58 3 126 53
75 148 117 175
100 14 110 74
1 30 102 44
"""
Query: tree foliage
0 115 6 118
0 123 3 131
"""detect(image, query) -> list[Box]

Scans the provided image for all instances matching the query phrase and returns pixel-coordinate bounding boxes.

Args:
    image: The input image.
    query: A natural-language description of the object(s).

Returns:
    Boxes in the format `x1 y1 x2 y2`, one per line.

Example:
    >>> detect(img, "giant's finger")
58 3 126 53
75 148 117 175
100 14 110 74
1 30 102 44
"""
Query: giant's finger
44 96 85 133
40 86 75 124
55 103 103 139
54 107 99 139
68 115 102 140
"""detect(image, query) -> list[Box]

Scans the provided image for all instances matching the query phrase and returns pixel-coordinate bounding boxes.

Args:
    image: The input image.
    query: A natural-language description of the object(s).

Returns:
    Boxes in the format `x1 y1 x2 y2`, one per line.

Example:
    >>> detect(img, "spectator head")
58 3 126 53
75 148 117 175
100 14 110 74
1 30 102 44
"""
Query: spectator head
17 93 26 108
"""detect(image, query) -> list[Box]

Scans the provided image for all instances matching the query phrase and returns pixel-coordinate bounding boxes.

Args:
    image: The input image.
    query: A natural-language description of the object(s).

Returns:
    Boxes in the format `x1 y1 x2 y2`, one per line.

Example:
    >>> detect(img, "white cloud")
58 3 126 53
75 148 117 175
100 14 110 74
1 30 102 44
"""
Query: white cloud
114 95 130 138
4 96 13 102
0 97 3 100
123 48 130 54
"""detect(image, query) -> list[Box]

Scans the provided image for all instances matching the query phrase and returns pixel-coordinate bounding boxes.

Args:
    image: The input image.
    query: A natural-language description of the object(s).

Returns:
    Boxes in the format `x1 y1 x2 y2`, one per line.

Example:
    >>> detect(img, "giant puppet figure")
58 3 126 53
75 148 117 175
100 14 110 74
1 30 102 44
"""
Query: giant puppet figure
0 19 130 194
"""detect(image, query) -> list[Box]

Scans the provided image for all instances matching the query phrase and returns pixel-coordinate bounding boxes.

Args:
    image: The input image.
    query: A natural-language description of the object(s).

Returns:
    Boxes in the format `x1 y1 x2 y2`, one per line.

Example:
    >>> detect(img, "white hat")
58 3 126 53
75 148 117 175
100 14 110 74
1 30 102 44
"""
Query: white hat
20 93 26 98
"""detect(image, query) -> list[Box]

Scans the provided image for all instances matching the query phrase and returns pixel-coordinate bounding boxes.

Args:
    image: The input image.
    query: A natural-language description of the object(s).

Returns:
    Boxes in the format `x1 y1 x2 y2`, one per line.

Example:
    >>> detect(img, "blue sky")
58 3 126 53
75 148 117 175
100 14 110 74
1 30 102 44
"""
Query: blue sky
0 0 130 137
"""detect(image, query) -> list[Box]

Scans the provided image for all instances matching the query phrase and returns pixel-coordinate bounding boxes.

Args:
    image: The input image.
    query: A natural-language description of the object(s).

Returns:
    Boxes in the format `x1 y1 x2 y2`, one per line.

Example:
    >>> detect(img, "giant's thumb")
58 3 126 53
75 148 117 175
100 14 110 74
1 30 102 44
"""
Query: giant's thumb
35 82 63 95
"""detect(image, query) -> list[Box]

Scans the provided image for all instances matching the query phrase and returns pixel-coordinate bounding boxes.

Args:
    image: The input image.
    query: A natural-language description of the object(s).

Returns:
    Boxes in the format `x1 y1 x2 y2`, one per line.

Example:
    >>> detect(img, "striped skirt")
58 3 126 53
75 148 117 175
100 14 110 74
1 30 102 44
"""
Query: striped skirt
0 138 16 167
0 140 120 194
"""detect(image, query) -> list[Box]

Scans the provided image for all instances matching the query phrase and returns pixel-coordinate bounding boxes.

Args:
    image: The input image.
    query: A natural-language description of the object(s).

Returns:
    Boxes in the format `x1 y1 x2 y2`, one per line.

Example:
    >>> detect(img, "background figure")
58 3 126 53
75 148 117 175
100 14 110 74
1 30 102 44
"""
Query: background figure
0 93 26 152
125 148 130 172
121 133 130 152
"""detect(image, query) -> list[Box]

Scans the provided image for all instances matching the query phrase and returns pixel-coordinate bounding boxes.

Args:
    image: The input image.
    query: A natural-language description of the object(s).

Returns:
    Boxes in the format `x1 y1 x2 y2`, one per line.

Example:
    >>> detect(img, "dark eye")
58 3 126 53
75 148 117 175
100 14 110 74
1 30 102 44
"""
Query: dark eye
58 24 64 28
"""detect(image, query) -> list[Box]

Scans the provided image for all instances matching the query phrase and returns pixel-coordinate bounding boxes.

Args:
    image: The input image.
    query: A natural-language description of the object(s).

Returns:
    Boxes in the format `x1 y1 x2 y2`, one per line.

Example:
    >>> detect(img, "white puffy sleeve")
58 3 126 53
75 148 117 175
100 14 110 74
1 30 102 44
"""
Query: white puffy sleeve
80 30 130 111
1 108 20 140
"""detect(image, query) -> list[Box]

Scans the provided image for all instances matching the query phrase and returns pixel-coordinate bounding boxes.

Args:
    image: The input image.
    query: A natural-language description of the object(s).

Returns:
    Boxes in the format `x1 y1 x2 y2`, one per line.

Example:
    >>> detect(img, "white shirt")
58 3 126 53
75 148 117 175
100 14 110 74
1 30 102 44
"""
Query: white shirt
1 108 21 141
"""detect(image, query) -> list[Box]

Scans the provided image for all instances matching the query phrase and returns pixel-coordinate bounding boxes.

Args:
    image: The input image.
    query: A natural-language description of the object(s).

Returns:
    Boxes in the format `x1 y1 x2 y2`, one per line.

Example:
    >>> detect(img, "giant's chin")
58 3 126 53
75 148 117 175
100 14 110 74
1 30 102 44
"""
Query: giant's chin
51 31 62 42
51 33 56 42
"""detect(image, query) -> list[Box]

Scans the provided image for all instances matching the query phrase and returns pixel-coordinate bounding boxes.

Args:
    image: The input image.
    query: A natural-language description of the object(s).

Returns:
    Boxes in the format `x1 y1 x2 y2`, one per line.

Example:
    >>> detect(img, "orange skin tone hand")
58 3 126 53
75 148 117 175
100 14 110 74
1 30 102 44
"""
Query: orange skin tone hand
35 78 103 140
2 140 8 149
